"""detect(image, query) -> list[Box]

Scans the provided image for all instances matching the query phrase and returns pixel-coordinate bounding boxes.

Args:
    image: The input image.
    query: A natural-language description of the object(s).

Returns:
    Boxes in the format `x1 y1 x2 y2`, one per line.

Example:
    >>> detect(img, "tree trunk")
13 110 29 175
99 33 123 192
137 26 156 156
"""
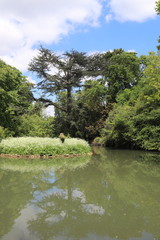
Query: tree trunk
66 86 72 131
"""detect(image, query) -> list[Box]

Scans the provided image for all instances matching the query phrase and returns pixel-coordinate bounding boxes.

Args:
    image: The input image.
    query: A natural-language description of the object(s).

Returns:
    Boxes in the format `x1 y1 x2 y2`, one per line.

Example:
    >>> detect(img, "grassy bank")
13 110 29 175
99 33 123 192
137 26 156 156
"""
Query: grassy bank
0 137 91 156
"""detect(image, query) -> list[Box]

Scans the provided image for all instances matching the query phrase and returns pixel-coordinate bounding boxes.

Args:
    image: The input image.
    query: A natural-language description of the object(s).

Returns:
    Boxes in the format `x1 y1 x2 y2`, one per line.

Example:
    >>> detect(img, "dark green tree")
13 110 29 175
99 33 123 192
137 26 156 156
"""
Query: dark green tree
29 47 89 132
103 49 142 102
53 79 110 140
102 52 160 151
75 79 110 141
0 59 34 135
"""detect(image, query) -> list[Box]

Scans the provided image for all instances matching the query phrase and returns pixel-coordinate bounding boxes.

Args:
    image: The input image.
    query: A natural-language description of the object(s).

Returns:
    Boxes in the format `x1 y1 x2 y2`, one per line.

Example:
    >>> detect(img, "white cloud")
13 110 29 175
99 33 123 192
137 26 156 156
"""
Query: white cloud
105 13 113 23
0 0 157 73
0 0 102 72
43 106 55 117
127 49 136 53
2 47 38 72
106 0 156 22
27 76 37 85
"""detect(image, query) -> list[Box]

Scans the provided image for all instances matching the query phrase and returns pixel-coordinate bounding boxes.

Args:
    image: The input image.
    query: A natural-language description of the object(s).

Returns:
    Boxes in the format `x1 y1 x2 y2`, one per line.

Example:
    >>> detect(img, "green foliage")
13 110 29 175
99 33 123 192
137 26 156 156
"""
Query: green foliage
17 114 55 137
28 48 144 140
142 52 160 102
132 109 160 150
29 48 111 139
54 79 110 140
102 105 135 148
157 36 160 51
0 137 91 155
75 79 109 140
0 59 34 134
103 49 142 102
155 0 160 14
102 53 160 151
0 126 8 142
92 136 105 145
29 48 89 131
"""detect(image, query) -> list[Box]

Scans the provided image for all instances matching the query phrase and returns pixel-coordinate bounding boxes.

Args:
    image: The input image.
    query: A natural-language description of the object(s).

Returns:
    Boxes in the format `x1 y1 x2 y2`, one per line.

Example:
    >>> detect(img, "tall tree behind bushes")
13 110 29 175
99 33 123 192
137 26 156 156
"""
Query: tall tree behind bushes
54 79 109 140
29 47 90 131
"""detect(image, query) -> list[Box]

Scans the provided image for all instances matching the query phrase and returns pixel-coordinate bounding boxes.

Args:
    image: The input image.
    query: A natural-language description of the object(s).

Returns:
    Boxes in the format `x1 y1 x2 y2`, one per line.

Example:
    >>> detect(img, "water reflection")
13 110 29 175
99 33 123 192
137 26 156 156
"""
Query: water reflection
0 148 160 240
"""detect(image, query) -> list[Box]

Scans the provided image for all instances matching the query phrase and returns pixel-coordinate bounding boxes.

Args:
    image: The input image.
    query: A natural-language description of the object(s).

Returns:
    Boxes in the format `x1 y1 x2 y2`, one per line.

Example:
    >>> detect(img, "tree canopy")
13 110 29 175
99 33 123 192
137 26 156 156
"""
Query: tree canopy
103 49 142 102
101 53 160 150
155 0 160 14
0 59 34 134
0 59 55 139
29 47 91 129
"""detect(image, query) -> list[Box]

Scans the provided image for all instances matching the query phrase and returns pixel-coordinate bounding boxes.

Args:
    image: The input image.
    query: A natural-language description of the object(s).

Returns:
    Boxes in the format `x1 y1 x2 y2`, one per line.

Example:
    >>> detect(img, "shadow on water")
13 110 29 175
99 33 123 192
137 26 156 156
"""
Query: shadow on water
0 147 160 240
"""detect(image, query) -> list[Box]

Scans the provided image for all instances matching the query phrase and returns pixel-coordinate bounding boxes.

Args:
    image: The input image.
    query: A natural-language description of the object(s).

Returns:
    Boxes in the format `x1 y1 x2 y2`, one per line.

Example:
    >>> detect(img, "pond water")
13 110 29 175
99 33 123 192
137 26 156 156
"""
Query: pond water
0 147 160 240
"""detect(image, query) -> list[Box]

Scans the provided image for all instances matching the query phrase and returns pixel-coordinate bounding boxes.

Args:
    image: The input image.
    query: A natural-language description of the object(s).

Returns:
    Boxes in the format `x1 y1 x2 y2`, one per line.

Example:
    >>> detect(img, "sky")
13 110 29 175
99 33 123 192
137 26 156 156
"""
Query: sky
0 0 159 81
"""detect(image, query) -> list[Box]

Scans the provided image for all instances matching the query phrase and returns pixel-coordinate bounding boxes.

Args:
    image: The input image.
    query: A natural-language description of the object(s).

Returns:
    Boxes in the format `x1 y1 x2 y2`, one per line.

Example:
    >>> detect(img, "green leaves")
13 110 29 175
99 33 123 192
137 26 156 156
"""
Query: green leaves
0 59 34 134
17 114 55 137
102 53 160 151
155 0 160 15
103 49 141 102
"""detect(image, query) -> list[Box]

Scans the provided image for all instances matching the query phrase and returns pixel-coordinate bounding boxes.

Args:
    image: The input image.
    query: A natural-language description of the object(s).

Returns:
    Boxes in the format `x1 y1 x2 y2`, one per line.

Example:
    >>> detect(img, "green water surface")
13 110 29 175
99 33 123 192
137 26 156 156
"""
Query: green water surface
0 147 160 240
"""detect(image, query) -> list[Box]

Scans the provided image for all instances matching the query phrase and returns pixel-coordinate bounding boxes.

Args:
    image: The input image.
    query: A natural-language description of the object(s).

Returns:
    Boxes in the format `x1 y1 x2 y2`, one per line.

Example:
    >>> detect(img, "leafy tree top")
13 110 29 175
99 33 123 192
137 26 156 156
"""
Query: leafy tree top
155 0 160 14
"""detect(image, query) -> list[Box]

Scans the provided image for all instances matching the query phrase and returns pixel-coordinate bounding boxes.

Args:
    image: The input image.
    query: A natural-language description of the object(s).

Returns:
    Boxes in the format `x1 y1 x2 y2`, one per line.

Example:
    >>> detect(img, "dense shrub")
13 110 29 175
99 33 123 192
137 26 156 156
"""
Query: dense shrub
0 137 91 155
102 53 160 151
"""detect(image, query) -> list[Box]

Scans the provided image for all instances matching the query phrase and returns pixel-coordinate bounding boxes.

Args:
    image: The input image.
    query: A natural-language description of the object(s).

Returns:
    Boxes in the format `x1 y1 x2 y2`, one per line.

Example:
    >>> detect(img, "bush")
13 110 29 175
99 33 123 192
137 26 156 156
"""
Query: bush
92 137 105 145
0 126 5 142
0 137 91 155
0 126 10 142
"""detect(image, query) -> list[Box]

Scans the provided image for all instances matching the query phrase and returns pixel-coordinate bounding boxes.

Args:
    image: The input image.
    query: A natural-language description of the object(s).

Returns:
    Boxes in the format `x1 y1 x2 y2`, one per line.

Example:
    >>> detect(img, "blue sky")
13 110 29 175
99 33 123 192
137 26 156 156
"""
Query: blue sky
0 0 159 80
50 18 159 55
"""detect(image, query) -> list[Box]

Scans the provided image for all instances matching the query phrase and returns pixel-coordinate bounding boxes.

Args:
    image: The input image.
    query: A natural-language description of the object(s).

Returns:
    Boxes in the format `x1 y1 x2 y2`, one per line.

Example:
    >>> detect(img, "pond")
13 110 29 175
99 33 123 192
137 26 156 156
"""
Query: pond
0 147 160 240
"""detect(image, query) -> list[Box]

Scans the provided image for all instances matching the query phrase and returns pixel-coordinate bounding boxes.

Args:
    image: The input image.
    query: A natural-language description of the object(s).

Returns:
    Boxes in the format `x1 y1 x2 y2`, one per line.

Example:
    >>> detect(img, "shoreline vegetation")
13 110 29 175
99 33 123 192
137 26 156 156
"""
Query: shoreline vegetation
0 137 92 158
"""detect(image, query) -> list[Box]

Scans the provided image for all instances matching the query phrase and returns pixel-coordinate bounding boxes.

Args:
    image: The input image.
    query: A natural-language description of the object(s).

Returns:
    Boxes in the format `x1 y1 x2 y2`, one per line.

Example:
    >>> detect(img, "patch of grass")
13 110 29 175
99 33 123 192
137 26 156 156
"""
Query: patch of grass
0 137 91 155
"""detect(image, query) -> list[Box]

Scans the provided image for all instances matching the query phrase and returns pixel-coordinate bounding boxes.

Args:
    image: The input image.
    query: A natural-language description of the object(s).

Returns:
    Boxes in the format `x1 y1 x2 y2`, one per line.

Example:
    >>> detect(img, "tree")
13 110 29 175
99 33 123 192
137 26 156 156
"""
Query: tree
29 47 89 132
155 1 160 51
17 114 54 137
103 49 142 102
101 52 160 151
155 0 160 14
53 79 110 140
0 59 34 135
75 79 110 140
157 36 160 52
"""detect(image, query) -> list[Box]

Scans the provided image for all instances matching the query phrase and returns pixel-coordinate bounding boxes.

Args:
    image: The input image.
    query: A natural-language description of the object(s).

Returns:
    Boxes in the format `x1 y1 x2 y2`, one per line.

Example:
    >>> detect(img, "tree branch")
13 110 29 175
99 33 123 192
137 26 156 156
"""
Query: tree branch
35 97 67 113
